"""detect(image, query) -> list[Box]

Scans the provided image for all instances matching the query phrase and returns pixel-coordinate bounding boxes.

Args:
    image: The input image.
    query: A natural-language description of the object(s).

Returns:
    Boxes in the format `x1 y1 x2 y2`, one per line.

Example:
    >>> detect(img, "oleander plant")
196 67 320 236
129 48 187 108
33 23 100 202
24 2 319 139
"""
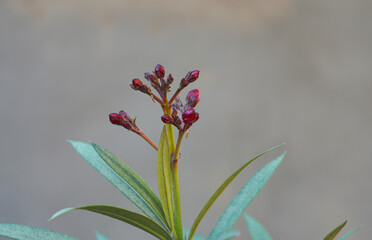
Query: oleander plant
0 65 358 240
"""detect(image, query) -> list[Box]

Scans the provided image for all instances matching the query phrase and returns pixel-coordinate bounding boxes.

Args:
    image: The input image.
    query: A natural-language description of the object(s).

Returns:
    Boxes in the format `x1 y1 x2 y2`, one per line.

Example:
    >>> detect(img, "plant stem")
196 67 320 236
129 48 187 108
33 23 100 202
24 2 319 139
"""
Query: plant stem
152 94 164 105
138 131 158 151
172 130 185 240
169 89 181 105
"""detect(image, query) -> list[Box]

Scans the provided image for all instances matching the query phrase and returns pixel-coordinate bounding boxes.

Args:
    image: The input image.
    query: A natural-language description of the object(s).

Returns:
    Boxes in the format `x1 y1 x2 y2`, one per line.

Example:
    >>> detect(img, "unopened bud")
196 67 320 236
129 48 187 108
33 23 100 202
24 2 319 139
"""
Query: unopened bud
109 113 124 125
186 89 200 108
130 79 144 90
145 72 158 84
161 114 174 124
154 64 165 79
182 108 199 126
185 70 199 83
140 85 152 95
179 78 188 89
166 74 174 85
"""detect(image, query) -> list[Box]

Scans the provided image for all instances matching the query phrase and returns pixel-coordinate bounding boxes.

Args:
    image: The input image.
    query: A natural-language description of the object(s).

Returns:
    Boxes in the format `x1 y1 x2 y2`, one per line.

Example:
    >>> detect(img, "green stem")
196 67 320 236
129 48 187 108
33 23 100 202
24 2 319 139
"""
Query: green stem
172 130 185 240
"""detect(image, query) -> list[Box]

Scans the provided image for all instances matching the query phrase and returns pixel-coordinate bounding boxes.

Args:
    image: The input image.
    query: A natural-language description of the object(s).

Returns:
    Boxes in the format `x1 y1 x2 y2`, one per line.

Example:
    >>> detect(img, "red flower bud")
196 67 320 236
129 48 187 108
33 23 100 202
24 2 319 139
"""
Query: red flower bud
185 70 199 83
166 74 174 85
130 79 143 90
182 108 199 126
161 114 174 124
144 72 158 84
186 89 200 108
154 64 165 79
109 113 124 125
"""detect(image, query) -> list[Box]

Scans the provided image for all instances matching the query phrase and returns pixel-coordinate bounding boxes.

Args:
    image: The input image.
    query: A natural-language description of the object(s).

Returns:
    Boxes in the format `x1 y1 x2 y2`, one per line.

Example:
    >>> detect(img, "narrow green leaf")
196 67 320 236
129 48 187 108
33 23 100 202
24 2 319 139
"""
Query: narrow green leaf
0 223 79 240
208 152 285 240
91 142 167 229
244 214 272 240
68 140 168 230
183 228 207 240
157 127 175 233
50 205 172 240
339 226 360 240
218 229 240 240
188 145 283 240
323 220 347 240
96 231 110 240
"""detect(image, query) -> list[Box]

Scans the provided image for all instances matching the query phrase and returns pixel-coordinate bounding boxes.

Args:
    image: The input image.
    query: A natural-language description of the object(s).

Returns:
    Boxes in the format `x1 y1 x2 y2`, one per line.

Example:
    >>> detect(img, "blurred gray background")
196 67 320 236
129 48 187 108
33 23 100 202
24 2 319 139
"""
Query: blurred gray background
1 0 371 239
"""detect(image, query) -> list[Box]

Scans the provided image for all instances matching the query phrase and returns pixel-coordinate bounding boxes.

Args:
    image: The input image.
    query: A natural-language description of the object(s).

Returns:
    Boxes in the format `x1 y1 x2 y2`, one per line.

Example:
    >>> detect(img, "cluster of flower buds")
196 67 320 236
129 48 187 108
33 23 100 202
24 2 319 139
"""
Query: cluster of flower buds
142 64 176 101
160 89 200 130
109 110 140 134
110 64 200 137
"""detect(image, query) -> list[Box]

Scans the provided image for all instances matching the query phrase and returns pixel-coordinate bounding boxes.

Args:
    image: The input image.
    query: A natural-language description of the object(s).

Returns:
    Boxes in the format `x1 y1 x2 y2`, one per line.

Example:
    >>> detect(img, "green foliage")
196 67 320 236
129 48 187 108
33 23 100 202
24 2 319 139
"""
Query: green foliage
244 214 272 240
50 205 172 240
91 142 168 229
339 227 360 240
0 223 79 240
96 231 110 240
323 220 347 240
157 127 176 235
187 145 283 240
208 153 285 240
68 140 168 229
218 229 240 240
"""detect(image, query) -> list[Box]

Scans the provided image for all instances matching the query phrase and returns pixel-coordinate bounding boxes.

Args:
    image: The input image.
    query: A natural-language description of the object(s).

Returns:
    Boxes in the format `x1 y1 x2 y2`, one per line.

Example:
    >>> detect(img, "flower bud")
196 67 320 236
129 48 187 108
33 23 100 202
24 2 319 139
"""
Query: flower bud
161 114 174 124
145 72 159 85
166 74 174 85
154 64 165 79
185 70 199 83
179 78 188 89
186 89 200 108
182 108 199 126
130 79 143 90
109 113 124 125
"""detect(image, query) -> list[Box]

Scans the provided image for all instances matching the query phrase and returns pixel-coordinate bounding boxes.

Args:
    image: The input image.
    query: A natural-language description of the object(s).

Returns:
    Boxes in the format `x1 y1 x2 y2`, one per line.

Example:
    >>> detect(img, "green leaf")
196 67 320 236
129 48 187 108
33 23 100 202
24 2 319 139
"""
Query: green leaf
218 229 240 240
0 223 79 240
91 142 167 229
157 127 175 233
96 231 110 240
50 205 172 240
339 226 360 240
323 220 347 240
244 214 272 240
208 152 285 240
188 145 283 240
68 140 168 230
183 228 207 240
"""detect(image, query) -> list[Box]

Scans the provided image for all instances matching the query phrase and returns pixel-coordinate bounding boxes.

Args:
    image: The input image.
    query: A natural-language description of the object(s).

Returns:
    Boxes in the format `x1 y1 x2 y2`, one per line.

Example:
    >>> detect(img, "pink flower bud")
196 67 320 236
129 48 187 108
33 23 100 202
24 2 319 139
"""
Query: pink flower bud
185 70 199 83
109 113 124 125
130 79 143 90
182 108 199 126
186 89 200 108
154 64 165 79
161 114 174 124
